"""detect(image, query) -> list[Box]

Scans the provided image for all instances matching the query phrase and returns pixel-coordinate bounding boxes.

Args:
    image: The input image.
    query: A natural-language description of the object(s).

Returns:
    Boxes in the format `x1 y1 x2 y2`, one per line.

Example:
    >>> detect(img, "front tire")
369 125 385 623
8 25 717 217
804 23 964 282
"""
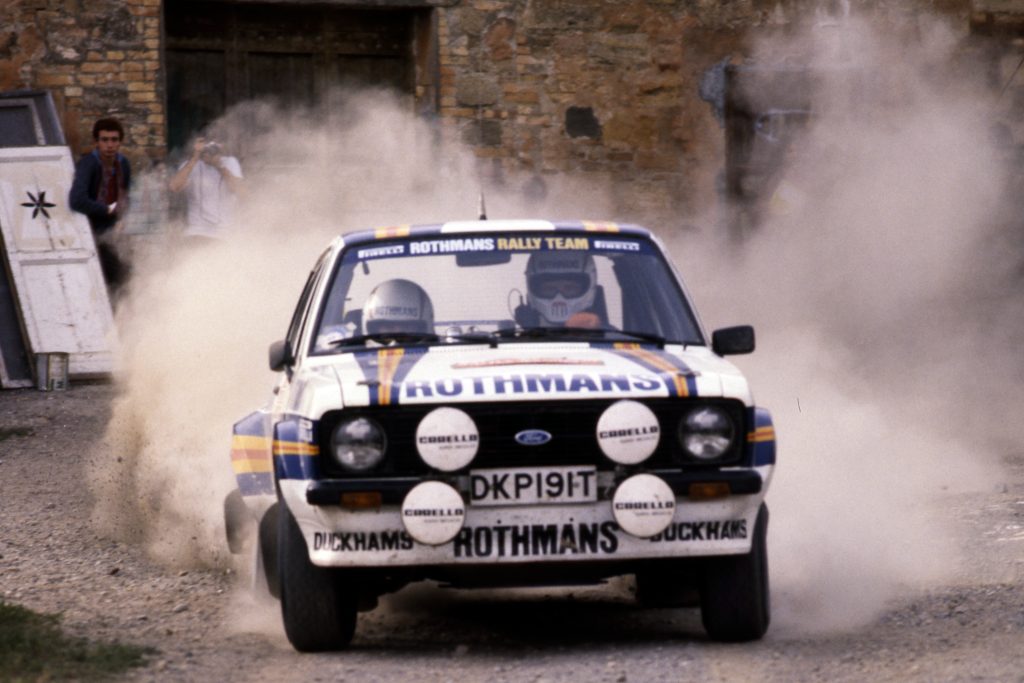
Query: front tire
699 503 770 642
278 506 357 652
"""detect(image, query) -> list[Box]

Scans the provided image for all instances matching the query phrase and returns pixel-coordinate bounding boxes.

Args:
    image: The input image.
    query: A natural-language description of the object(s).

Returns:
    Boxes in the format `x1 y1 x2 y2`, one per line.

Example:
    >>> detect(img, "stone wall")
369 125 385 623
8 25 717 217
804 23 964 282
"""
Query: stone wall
432 0 979 221
0 0 1002 224
436 1 761 220
1 0 164 163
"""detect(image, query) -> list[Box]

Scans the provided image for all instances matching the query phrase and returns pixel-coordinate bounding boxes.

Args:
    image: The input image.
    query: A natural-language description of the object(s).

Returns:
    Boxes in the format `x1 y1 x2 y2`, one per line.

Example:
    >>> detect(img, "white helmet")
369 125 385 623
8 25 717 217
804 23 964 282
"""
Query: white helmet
363 279 434 335
526 251 597 325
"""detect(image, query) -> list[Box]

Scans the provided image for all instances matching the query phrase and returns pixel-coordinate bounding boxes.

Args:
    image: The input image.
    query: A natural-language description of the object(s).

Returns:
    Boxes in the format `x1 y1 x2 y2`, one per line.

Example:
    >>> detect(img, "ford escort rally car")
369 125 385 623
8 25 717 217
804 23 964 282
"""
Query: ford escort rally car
225 219 775 651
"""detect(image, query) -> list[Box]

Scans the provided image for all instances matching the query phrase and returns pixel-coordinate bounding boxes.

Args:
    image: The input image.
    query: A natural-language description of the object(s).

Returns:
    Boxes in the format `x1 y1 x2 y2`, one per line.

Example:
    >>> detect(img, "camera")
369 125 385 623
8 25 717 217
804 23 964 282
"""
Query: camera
202 141 222 156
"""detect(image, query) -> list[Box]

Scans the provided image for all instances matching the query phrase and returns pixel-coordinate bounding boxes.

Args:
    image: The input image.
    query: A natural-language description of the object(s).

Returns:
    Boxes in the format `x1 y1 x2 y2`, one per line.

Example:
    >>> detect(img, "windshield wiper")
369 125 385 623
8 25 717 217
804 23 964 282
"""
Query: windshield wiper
500 327 668 348
330 332 441 347
445 333 499 348
331 328 669 349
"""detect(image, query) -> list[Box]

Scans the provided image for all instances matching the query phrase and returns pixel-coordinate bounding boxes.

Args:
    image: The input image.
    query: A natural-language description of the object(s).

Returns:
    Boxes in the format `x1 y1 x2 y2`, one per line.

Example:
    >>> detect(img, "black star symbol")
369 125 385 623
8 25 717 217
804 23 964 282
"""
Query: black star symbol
21 190 56 219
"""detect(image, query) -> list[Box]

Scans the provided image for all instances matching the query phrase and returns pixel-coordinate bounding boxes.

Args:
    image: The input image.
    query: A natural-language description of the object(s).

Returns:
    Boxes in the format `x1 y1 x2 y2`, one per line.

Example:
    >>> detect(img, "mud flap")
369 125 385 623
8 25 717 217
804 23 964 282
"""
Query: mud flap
224 489 254 554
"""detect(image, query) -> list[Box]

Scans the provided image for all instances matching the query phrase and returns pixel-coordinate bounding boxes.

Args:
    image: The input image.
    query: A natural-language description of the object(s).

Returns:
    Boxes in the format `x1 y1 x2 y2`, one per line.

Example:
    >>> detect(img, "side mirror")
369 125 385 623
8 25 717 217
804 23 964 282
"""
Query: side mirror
269 340 294 372
712 325 755 356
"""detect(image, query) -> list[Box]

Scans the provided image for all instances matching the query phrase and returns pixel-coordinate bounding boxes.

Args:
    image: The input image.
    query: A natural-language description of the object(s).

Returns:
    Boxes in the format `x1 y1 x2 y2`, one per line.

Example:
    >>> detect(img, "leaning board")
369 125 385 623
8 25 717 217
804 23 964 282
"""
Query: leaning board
0 146 116 378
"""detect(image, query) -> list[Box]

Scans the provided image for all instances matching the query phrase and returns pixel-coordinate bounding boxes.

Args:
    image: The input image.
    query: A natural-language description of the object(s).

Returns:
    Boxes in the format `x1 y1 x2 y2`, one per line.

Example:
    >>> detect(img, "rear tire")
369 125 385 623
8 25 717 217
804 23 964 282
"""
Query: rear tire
278 506 357 652
699 504 770 642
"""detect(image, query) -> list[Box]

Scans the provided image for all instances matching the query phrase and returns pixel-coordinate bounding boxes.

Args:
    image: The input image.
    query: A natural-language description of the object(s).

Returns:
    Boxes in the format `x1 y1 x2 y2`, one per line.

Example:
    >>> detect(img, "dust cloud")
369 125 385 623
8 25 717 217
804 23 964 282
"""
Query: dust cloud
85 89 613 569
670 11 1019 632
88 8 1019 641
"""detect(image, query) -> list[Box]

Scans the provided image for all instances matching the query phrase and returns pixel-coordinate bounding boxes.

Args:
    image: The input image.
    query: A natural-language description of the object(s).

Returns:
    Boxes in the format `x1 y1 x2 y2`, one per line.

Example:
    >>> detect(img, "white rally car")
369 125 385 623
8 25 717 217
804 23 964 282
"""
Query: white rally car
225 220 775 651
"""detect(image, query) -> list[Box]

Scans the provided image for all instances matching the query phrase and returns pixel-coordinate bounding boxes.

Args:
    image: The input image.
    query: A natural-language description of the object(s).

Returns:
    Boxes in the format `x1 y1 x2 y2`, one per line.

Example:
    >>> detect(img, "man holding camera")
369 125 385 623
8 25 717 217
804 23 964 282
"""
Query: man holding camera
168 136 244 242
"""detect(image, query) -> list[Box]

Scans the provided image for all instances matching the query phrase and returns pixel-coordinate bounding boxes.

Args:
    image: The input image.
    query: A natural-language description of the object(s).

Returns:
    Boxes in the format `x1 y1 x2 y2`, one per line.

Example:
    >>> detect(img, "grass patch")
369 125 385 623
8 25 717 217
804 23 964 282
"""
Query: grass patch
0 426 34 443
0 601 154 681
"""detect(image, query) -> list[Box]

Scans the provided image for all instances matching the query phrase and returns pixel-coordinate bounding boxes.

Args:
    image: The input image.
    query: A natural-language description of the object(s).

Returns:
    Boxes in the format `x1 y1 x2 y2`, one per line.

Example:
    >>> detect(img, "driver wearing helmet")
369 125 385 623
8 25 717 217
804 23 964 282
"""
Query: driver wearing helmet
523 251 603 328
363 278 435 337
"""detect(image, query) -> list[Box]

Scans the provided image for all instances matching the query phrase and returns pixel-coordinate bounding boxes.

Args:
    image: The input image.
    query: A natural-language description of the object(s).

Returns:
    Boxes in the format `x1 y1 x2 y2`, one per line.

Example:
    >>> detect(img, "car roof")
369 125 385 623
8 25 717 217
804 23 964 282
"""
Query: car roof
337 220 653 248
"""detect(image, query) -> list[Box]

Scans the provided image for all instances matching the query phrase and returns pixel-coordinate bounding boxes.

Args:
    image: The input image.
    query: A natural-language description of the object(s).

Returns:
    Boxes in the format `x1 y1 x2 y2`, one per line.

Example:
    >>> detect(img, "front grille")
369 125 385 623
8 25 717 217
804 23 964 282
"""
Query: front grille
318 398 748 477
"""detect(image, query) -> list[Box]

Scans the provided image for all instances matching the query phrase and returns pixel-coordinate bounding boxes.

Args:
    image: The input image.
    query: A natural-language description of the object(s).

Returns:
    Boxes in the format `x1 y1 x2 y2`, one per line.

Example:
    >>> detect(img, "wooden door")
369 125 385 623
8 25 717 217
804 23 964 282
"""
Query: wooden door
165 3 419 154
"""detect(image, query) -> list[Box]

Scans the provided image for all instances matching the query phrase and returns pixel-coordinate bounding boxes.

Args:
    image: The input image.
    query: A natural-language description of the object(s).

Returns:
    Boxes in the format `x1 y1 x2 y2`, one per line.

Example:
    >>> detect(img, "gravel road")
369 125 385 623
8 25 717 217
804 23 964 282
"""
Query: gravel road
2 382 1022 682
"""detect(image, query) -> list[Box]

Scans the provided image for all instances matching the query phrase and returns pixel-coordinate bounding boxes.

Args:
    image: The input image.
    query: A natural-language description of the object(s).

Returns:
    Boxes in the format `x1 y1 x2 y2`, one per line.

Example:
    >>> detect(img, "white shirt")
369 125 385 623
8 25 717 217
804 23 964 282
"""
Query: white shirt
180 156 242 238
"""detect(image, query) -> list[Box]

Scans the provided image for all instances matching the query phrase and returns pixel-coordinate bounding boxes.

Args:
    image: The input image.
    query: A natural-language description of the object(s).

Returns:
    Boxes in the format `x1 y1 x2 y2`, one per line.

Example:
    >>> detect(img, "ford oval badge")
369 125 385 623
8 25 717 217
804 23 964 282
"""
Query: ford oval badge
515 429 552 446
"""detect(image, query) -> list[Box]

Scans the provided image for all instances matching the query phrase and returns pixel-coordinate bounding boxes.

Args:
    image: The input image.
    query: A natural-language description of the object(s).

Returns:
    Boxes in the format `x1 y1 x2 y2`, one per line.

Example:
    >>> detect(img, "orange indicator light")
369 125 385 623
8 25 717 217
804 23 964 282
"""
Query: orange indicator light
688 482 731 500
340 492 383 510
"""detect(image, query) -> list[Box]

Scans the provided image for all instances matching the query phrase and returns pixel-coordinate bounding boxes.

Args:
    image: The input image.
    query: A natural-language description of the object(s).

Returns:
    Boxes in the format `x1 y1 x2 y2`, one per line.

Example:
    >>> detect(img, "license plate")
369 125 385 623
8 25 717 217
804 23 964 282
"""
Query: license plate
469 466 598 506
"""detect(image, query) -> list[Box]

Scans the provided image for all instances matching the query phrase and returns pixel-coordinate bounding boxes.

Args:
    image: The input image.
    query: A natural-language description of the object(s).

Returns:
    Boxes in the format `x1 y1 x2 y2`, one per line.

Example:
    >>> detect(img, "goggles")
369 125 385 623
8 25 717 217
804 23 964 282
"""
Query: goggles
530 273 590 299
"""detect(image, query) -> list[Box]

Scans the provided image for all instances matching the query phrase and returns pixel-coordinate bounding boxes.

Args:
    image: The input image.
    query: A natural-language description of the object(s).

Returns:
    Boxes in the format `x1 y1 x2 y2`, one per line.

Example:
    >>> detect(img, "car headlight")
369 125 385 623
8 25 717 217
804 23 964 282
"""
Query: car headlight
678 406 735 461
331 417 386 472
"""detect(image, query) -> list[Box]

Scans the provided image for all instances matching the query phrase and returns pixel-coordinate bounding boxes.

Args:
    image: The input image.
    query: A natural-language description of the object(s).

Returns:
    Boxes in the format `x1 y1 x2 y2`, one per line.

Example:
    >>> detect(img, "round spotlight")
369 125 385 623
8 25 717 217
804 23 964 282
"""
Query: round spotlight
611 473 676 538
400 481 466 546
596 400 661 465
415 406 480 472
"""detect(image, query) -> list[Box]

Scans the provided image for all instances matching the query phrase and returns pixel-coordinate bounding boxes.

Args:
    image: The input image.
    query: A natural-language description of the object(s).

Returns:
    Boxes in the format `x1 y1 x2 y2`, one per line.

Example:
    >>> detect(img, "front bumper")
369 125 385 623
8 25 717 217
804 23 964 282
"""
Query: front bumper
304 468 764 506
280 465 771 568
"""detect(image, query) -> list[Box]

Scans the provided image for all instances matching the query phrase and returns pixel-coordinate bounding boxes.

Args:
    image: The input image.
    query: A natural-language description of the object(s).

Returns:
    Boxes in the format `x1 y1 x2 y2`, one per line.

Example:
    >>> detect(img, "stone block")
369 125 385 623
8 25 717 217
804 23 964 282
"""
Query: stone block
523 0 601 30
604 112 657 149
635 72 679 95
973 0 1024 11
636 151 679 171
473 146 508 158
80 62 117 73
456 73 500 106
36 72 74 86
0 63 20 90
450 7 486 34
484 17 516 61
505 89 539 104
461 118 503 146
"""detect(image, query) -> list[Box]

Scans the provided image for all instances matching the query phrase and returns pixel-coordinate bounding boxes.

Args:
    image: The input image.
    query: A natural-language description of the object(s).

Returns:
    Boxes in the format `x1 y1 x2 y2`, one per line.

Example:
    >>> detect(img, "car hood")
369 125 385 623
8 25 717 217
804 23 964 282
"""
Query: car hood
301 343 752 412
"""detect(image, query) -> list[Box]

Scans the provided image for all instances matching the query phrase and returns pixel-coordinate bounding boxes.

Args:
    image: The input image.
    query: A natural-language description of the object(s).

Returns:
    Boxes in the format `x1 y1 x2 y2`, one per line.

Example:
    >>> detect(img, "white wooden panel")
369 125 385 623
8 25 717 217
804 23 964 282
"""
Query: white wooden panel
0 146 116 377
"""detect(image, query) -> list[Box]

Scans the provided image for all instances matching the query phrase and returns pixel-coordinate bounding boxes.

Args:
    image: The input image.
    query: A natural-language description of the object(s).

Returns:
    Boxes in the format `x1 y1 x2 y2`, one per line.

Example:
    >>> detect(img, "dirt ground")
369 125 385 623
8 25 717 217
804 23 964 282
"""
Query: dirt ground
1 382 1023 682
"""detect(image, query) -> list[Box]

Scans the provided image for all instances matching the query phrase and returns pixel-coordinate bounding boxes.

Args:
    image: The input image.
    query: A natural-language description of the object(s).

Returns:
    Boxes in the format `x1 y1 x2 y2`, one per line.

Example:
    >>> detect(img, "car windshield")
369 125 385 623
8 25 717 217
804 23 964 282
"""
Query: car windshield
310 231 704 353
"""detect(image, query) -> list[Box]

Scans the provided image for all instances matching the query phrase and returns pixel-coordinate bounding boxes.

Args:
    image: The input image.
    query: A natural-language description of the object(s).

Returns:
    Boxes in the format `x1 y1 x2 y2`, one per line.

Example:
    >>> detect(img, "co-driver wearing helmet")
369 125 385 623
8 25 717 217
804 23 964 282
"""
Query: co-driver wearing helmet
362 279 435 337
523 251 603 329
315 278 434 349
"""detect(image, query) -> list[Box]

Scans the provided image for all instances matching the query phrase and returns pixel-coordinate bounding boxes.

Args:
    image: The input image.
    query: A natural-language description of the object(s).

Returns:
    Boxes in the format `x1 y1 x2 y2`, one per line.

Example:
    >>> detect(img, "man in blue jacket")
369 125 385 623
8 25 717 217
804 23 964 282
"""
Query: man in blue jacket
69 117 132 298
